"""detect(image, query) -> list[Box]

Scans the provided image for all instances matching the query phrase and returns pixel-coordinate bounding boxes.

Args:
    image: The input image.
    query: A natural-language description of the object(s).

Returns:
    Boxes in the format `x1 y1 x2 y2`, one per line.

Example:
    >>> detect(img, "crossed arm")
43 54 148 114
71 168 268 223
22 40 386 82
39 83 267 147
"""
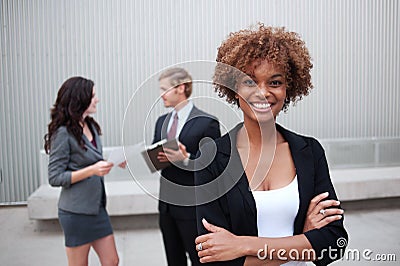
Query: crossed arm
195 192 344 265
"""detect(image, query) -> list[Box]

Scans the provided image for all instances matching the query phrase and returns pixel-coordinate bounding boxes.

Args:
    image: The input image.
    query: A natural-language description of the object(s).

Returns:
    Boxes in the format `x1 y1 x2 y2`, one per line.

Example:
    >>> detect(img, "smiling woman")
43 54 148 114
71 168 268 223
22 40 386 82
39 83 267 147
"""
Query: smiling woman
195 24 348 266
236 60 287 123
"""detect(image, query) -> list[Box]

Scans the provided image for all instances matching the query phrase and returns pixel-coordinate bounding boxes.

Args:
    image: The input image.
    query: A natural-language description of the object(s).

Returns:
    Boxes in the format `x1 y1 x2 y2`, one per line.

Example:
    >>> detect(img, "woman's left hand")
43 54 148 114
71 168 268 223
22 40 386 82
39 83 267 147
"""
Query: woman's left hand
303 192 344 232
195 218 244 263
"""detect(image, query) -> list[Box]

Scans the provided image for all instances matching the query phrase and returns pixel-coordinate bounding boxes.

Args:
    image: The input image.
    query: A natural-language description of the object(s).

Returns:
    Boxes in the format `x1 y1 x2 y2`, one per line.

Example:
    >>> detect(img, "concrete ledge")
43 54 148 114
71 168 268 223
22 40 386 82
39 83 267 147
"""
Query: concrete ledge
32 214 160 232
28 166 400 220
341 196 400 211
28 179 159 220
331 166 400 201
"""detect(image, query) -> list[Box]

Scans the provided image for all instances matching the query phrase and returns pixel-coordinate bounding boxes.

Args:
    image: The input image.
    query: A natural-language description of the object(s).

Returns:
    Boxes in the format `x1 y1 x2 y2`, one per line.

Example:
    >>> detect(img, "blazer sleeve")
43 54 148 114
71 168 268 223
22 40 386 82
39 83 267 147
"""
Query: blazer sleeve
190 118 221 161
304 139 348 266
195 144 245 266
48 127 72 188
195 159 227 235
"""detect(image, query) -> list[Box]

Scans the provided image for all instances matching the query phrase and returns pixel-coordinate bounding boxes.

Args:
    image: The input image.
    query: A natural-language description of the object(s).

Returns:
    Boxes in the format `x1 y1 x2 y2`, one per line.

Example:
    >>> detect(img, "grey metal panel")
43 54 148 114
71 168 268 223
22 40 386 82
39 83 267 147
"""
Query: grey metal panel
0 0 399 203
276 0 400 139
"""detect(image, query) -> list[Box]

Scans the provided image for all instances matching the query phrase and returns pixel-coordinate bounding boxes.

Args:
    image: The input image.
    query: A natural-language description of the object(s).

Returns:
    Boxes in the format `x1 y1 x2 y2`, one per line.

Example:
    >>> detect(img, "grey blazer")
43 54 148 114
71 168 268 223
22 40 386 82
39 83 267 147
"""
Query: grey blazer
48 125 105 215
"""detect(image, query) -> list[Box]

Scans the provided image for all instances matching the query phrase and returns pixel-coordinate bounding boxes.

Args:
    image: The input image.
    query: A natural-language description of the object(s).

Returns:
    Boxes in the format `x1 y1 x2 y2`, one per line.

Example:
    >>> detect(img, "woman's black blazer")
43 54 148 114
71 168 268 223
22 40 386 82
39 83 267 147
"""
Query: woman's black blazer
195 123 348 266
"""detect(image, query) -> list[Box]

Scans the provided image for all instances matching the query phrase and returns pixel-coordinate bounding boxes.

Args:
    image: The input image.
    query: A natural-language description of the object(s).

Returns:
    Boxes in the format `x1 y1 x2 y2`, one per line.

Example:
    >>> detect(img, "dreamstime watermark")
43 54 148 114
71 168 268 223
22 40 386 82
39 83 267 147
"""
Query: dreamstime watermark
257 237 397 262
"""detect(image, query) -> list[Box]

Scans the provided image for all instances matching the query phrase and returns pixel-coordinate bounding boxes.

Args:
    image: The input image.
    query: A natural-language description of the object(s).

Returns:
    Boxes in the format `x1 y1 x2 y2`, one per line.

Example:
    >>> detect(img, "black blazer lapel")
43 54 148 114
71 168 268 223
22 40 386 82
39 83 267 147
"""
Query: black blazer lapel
291 145 315 233
179 106 201 140
221 123 257 216
276 124 315 234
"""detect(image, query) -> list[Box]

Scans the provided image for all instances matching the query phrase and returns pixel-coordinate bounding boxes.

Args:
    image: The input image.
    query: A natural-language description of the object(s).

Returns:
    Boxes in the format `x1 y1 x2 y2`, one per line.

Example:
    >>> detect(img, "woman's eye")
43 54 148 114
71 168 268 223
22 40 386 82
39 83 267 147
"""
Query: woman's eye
242 79 256 86
270 80 283 87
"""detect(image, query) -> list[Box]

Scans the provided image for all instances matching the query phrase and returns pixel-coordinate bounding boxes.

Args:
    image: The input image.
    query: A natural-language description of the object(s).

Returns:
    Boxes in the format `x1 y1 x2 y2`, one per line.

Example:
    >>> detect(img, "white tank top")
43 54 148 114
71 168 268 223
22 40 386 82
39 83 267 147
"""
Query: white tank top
252 176 306 266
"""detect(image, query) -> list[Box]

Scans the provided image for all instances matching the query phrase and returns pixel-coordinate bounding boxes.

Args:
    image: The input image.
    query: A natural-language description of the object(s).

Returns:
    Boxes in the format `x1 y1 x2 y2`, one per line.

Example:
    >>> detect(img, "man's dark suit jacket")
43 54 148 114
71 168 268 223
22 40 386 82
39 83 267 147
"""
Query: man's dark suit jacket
195 123 348 266
153 105 221 219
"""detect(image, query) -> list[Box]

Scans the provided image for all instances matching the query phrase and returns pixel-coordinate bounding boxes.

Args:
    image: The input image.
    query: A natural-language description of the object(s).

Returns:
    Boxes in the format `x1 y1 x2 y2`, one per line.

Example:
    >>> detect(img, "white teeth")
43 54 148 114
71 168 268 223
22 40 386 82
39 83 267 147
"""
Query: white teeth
252 103 270 109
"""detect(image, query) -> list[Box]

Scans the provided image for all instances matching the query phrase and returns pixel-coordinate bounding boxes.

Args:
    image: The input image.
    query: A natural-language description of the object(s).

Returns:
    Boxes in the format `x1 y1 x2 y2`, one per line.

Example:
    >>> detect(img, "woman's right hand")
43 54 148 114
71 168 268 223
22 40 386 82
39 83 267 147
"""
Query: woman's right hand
91 161 114 176
303 192 344 232
195 218 245 263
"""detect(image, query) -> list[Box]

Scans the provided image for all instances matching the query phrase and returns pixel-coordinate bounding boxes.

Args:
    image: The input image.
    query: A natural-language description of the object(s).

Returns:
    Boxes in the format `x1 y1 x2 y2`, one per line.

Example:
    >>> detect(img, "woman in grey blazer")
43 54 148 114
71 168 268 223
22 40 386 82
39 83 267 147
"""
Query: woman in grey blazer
44 77 119 266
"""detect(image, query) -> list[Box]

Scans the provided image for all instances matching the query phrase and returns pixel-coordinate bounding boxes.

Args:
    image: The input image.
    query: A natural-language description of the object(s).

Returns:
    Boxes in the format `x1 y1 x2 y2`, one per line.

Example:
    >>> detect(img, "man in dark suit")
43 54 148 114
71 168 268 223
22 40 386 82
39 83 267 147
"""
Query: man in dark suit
152 67 220 266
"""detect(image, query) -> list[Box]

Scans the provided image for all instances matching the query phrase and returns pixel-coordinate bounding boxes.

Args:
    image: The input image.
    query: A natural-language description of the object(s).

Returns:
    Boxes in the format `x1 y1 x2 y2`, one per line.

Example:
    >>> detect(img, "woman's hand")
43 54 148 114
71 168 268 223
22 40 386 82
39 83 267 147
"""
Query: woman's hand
303 192 344 232
91 161 113 176
118 161 127 169
157 143 188 163
195 219 244 263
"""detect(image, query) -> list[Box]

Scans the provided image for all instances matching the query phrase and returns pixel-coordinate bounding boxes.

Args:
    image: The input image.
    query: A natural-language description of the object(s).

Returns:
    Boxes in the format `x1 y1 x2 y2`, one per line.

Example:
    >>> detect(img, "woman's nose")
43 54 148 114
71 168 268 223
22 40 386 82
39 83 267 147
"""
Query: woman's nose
258 83 270 97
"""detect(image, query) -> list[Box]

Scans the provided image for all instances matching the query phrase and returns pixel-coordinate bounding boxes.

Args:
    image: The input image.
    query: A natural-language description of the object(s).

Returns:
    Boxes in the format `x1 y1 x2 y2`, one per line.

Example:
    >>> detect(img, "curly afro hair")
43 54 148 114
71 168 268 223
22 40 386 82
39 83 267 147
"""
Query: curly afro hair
214 23 313 110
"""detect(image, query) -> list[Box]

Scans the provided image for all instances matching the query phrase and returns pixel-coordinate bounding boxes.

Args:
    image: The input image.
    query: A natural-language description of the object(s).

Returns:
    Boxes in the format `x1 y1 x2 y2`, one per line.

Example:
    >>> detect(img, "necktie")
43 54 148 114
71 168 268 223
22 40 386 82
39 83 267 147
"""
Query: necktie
167 113 178 140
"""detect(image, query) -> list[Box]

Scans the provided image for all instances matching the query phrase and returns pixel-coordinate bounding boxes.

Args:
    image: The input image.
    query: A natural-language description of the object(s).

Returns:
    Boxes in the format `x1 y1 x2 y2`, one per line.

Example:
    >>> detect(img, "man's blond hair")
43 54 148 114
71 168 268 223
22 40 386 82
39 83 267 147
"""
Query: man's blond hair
159 67 193 98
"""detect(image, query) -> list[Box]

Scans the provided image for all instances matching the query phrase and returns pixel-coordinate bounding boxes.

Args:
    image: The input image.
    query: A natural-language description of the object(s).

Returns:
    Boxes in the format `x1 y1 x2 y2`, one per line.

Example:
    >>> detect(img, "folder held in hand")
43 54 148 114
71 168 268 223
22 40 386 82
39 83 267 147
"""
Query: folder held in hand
141 138 179 172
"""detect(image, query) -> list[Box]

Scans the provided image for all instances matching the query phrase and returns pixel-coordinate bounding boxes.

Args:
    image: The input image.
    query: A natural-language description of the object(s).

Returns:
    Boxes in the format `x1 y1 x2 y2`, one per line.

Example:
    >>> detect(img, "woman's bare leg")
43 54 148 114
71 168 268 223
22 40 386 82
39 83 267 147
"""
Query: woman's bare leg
92 234 119 266
65 243 91 266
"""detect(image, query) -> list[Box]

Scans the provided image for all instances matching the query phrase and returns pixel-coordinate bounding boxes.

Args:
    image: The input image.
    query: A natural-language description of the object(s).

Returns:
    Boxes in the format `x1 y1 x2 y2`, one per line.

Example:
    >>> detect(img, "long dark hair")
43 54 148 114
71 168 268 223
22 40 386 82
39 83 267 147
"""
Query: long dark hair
44 76 101 153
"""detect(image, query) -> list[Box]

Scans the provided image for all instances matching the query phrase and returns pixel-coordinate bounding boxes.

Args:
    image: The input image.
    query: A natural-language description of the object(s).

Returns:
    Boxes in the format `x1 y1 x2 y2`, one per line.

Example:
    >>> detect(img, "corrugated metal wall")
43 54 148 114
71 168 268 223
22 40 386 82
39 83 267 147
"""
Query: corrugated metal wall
1 0 399 203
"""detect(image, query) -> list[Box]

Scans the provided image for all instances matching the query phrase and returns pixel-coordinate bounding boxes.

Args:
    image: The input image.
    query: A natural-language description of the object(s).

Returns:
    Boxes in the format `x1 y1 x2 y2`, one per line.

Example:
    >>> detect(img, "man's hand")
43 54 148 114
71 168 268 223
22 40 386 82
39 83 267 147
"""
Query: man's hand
157 142 188 162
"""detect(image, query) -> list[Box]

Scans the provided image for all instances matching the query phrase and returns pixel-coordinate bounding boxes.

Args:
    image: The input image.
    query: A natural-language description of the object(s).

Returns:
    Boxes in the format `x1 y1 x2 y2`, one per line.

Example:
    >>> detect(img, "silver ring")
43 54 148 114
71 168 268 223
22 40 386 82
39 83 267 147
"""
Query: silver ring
319 209 326 215
197 242 203 251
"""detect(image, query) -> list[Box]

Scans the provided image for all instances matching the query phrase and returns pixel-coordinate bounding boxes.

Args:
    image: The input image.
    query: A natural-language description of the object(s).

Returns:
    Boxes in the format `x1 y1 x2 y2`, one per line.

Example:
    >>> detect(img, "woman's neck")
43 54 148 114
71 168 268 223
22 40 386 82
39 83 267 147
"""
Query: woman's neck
239 118 276 147
80 117 87 128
